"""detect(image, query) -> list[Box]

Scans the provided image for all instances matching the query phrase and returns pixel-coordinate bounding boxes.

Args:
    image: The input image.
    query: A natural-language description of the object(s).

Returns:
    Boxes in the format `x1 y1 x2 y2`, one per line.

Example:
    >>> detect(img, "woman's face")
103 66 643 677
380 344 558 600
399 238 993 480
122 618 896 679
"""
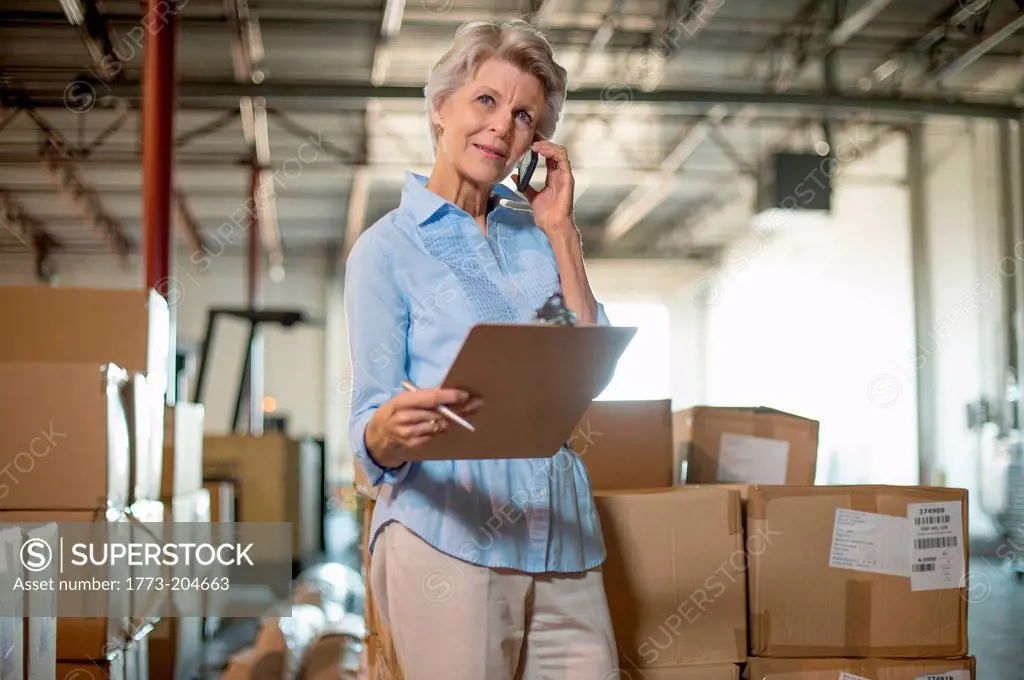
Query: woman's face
434 58 546 186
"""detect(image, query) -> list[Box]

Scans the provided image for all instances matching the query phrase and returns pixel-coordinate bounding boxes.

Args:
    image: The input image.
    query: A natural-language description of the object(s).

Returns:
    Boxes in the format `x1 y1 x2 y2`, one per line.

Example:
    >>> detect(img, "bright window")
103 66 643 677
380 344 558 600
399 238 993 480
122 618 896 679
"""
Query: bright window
597 301 672 401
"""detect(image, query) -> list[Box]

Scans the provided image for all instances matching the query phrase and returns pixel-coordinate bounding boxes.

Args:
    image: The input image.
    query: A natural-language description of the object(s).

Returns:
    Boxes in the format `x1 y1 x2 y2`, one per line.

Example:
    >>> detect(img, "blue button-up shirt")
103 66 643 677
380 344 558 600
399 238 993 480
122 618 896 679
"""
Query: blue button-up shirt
345 171 612 574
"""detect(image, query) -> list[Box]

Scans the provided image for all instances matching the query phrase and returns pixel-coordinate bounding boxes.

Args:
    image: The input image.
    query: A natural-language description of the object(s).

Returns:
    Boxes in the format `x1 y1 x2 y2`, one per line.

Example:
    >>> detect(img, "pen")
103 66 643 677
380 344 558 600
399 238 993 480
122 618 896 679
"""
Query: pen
400 380 477 432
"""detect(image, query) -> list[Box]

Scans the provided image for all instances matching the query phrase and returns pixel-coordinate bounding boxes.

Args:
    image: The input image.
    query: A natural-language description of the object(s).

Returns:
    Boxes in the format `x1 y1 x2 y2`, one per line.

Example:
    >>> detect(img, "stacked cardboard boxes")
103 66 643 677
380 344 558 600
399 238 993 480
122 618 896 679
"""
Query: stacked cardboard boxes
581 401 975 679
744 484 973 678
577 400 743 679
202 433 322 562
354 398 975 679
0 285 172 680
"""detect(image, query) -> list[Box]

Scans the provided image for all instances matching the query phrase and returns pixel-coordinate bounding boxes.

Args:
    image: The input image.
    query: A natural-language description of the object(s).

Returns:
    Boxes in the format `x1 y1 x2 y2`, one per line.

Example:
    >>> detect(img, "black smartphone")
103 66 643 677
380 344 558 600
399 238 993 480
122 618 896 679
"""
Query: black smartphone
515 147 539 194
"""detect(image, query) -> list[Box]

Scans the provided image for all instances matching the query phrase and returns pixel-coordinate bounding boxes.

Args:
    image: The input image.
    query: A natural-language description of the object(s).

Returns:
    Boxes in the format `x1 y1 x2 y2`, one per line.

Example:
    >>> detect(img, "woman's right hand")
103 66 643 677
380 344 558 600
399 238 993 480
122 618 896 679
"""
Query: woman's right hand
364 387 482 468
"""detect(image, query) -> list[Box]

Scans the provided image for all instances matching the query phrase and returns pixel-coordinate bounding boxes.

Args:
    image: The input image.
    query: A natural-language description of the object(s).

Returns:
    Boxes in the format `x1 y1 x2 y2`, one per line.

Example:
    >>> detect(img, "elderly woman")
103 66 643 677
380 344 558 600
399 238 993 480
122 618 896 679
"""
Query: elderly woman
345 18 618 680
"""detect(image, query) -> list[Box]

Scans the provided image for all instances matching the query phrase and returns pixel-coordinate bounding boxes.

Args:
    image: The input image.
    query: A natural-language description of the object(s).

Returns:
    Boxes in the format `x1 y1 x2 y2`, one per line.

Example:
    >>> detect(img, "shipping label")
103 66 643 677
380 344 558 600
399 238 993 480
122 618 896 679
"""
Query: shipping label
829 508 911 577
838 673 872 680
717 432 790 484
914 672 970 680
907 502 965 591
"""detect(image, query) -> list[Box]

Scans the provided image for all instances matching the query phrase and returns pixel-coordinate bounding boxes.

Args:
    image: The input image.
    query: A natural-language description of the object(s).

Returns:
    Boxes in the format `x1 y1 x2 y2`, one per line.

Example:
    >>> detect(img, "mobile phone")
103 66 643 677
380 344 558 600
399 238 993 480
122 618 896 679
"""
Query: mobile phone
515 147 539 194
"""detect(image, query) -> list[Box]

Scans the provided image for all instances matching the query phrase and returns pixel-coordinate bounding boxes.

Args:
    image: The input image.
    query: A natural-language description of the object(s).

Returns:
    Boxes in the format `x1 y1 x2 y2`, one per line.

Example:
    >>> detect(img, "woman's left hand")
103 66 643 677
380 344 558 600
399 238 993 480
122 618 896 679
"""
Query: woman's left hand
512 139 579 241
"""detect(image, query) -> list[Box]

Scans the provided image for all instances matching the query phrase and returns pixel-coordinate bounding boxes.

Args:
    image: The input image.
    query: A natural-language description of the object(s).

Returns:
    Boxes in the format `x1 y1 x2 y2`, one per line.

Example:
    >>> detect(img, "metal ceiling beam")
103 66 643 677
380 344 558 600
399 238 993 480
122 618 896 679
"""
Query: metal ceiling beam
371 0 406 86
760 0 897 91
240 97 285 280
602 106 731 245
0 152 740 187
0 110 21 136
926 10 1024 85
175 109 241 147
226 0 265 83
56 81 1020 118
643 0 728 90
227 0 284 278
573 0 627 80
531 0 561 30
173 186 208 257
60 0 126 80
824 0 897 49
0 189 61 282
22 107 131 266
861 0 994 91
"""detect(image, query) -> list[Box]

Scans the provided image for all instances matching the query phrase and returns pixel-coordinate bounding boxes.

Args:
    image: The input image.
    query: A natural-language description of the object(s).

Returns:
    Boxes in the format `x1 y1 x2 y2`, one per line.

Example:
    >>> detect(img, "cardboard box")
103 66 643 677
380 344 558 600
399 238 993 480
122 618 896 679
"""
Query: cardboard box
148 618 203 680
595 488 747 668
0 363 131 510
572 399 674 491
620 665 739 680
0 528 24 680
57 653 126 680
161 404 204 499
0 286 170 396
747 656 975 679
673 406 819 485
203 434 321 559
747 485 969 658
125 374 165 503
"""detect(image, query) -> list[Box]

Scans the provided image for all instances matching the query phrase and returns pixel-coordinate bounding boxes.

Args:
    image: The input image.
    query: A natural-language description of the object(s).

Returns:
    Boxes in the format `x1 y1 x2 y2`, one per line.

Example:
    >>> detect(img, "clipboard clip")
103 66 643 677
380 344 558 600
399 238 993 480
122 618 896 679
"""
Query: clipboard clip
533 292 577 326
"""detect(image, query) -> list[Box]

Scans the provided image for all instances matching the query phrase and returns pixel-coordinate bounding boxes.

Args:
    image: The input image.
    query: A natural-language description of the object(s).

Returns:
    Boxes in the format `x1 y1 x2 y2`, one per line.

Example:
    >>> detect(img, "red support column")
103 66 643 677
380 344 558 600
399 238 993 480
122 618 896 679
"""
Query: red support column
142 0 178 405
142 0 176 291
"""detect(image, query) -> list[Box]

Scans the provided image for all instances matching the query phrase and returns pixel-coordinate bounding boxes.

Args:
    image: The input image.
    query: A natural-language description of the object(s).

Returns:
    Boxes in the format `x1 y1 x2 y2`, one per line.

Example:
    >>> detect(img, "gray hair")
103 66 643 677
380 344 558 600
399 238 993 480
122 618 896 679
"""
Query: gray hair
424 19 568 153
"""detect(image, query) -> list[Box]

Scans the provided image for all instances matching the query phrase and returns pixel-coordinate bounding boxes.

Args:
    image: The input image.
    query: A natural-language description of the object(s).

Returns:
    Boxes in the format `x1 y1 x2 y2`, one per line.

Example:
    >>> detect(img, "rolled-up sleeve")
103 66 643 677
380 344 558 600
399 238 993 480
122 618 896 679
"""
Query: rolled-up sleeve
343 235 413 487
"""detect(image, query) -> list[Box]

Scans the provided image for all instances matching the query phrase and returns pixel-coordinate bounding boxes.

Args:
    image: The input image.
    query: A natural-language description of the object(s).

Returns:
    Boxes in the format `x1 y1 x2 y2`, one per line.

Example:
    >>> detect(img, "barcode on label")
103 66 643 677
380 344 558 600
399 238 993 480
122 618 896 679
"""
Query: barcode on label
914 515 950 526
915 536 958 550
913 563 936 572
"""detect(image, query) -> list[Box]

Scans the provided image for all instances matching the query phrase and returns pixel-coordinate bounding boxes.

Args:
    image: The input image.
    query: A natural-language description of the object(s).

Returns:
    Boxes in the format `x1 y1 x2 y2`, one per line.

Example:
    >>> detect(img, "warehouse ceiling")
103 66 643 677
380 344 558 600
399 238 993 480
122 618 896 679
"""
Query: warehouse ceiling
1 0 1023 278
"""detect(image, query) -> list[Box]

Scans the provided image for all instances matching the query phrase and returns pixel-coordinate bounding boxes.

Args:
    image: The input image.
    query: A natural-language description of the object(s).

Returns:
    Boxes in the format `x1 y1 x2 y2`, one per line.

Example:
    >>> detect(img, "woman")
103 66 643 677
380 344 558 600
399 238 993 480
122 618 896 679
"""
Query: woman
345 18 618 680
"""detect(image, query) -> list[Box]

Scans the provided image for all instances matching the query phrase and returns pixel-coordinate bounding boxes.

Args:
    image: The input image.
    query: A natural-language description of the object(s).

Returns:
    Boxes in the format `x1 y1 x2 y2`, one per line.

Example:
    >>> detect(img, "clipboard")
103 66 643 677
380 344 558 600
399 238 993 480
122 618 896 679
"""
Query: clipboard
407 323 637 460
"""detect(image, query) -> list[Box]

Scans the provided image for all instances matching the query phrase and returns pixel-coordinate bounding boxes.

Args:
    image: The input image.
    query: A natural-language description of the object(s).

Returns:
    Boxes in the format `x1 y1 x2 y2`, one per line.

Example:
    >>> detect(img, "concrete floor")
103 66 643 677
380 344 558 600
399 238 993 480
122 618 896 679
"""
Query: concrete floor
966 556 1024 678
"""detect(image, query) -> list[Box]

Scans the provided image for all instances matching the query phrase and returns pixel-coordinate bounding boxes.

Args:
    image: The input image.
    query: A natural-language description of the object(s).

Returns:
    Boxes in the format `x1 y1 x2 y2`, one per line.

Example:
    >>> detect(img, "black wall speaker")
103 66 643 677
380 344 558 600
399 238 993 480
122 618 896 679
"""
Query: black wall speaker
758 152 833 214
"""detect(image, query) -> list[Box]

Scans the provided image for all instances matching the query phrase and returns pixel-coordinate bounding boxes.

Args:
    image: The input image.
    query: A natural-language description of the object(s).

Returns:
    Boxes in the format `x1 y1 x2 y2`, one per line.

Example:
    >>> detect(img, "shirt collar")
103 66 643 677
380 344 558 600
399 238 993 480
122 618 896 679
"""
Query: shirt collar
401 171 523 226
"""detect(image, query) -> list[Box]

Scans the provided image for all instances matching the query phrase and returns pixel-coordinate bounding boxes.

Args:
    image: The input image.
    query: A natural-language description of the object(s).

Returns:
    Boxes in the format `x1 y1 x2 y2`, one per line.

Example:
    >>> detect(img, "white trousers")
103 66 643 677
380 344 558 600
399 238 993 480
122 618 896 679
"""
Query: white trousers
370 522 619 680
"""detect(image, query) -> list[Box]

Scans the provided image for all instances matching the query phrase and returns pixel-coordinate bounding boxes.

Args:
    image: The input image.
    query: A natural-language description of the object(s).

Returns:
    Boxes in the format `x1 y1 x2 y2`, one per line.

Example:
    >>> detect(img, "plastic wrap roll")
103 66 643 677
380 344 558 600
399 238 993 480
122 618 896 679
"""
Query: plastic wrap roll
293 563 365 619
